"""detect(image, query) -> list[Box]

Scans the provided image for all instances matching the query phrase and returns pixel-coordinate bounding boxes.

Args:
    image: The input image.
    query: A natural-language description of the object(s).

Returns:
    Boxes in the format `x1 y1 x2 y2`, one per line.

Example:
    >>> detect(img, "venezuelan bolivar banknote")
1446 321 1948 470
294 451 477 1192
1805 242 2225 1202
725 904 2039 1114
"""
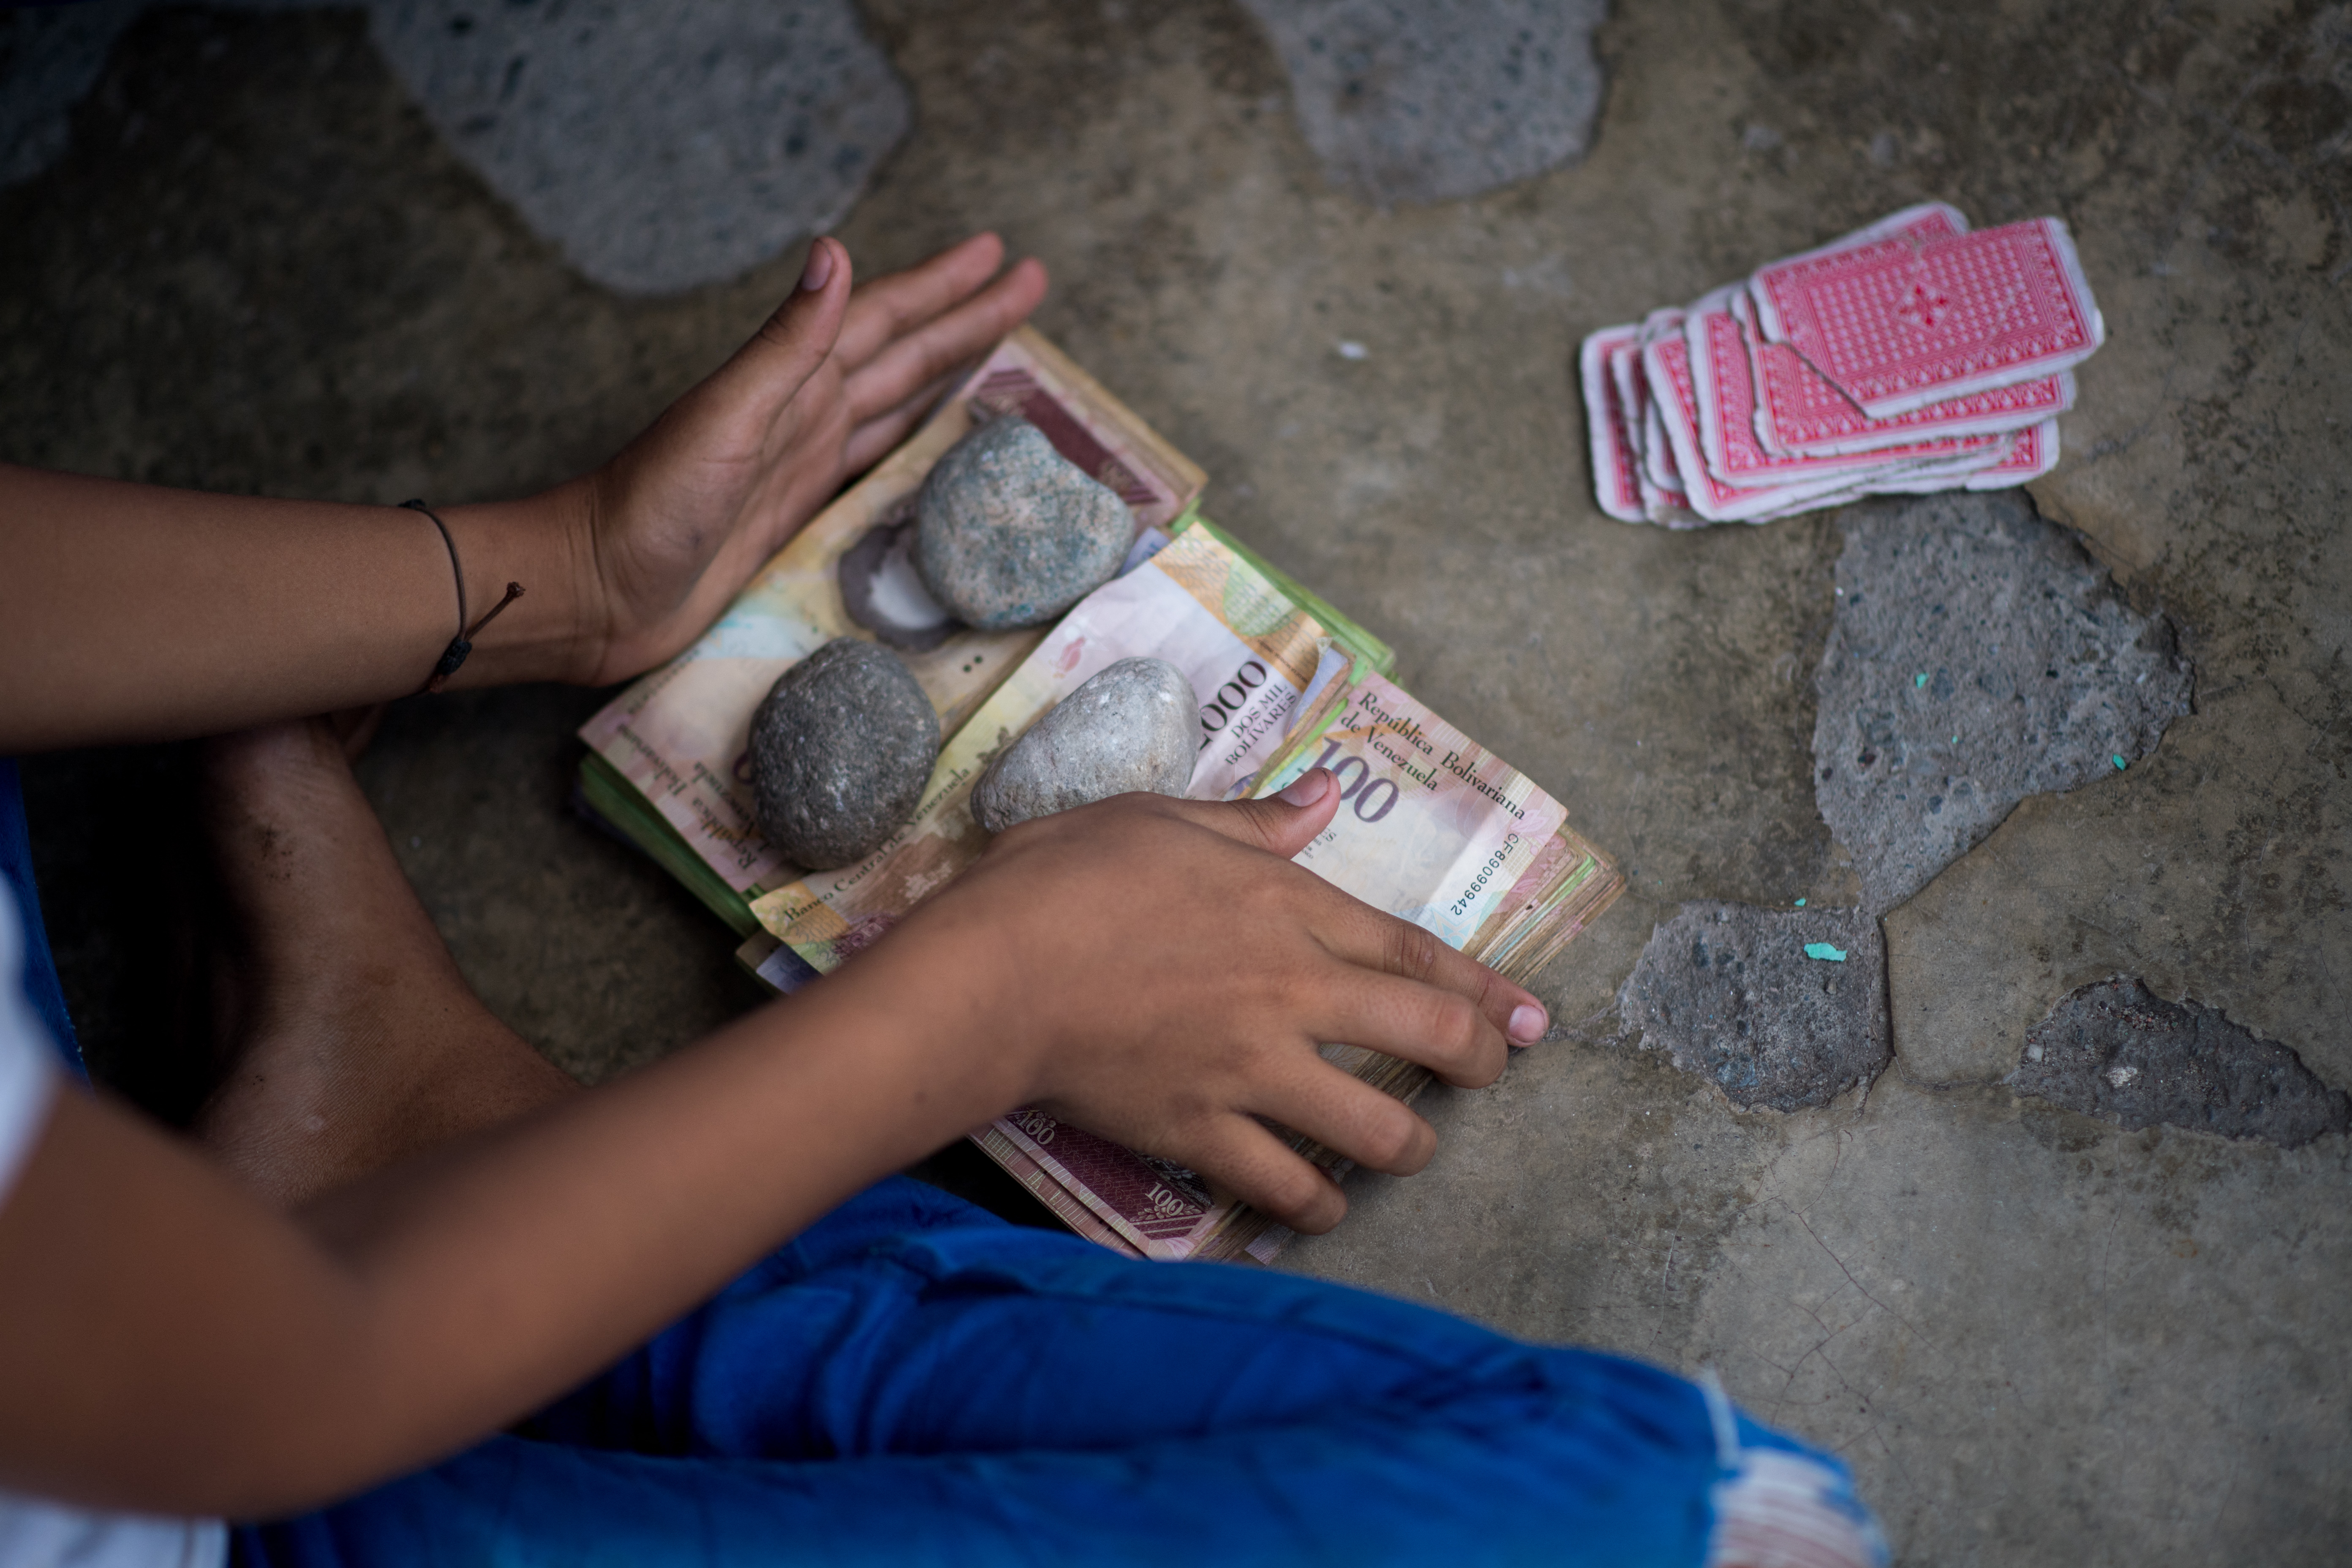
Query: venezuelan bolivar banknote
744 523 1351 966
738 545 1622 1263
969 661 1622 1263
577 327 1206 919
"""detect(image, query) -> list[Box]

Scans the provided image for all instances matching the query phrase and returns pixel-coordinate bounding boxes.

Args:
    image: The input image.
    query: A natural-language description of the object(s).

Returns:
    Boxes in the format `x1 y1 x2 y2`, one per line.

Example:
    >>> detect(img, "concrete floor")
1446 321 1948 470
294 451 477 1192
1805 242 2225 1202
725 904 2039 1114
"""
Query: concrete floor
8 2 2348 1561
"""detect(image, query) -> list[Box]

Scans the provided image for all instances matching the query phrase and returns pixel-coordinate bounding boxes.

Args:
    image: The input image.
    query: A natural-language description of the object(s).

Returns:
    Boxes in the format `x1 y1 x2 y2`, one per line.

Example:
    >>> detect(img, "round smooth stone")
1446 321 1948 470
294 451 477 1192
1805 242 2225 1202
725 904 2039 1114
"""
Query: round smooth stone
915 415 1132 632
970 656 1196 833
749 637 940 870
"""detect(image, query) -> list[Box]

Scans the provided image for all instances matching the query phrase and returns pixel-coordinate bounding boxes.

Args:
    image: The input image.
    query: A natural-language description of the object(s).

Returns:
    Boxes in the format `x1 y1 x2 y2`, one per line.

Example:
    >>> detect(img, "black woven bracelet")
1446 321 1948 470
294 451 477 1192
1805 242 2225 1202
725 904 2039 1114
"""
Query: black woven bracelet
402 498 524 694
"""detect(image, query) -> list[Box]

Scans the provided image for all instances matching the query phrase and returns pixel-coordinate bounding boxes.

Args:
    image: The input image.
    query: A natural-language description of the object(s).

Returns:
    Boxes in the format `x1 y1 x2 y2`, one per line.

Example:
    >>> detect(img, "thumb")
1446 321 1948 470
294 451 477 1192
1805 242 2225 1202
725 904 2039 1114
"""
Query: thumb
1198 768 1342 860
711 236 853 405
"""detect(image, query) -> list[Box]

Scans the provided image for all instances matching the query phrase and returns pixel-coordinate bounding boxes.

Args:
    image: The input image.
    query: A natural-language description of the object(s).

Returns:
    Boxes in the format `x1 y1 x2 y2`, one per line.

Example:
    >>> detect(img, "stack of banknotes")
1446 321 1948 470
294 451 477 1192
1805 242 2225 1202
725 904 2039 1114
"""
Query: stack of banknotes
1581 203 2105 527
580 327 1623 1263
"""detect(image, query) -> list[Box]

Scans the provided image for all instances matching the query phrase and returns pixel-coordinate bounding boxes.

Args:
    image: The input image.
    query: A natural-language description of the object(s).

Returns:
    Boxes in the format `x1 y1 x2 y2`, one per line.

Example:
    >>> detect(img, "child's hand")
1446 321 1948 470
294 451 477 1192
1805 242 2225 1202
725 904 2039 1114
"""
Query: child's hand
844 770 1552 1235
563 234 1048 686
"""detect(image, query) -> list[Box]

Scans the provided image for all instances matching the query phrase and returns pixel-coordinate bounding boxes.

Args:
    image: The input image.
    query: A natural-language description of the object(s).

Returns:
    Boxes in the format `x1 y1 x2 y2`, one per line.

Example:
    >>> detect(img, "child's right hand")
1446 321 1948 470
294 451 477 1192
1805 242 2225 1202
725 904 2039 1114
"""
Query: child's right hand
828 768 1551 1235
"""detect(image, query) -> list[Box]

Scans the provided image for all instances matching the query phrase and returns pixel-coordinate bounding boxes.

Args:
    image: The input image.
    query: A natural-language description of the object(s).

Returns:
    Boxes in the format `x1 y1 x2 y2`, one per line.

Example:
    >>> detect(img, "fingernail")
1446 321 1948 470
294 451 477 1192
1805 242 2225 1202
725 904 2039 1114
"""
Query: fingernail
1508 1003 1547 1045
1277 768 1331 806
799 240 834 292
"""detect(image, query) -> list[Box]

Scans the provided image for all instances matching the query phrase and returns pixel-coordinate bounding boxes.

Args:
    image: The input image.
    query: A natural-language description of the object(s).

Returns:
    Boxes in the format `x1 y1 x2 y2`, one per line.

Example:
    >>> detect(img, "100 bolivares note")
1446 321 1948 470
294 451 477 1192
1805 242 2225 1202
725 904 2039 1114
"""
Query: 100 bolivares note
976 662 1623 1263
738 529 1623 1263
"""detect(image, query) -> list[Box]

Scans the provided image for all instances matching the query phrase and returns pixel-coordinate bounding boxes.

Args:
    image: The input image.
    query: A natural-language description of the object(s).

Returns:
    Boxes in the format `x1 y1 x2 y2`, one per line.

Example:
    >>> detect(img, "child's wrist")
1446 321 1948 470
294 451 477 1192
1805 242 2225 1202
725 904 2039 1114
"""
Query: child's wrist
836 913 1047 1114
431 482 605 689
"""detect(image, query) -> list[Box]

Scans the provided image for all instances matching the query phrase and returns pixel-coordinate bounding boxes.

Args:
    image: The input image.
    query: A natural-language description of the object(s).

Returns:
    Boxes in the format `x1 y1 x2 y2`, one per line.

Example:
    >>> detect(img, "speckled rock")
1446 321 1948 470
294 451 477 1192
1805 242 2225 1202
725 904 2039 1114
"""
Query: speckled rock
1 0 909 294
915 416 1131 631
1237 0 1606 206
2010 977 2351 1149
1616 901 1889 1111
971 658 1196 832
1813 490 2191 915
748 638 939 869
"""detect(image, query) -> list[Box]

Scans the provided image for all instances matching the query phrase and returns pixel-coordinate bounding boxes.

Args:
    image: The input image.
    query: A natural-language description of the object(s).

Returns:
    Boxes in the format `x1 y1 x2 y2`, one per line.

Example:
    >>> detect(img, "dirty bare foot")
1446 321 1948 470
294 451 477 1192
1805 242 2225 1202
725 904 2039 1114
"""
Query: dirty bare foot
326 702 388 760
193 719 578 1207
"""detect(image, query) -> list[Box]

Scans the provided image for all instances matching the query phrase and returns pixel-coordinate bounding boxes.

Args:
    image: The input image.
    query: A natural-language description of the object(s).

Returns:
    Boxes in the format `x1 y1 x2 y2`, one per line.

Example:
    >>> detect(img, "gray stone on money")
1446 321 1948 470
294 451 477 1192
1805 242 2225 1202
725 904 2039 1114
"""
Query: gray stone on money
749 638 939 870
970 657 1196 833
1813 491 2191 915
1616 902 1888 1112
915 416 1131 632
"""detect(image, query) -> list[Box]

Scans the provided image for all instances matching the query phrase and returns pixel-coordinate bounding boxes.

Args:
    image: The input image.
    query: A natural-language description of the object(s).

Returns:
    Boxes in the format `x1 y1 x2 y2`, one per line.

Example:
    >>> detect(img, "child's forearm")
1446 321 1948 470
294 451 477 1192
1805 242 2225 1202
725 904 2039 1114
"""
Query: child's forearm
0 961 1011 1519
0 463 592 750
301 969 1021 1474
0 784 1544 1521
0 233 1048 753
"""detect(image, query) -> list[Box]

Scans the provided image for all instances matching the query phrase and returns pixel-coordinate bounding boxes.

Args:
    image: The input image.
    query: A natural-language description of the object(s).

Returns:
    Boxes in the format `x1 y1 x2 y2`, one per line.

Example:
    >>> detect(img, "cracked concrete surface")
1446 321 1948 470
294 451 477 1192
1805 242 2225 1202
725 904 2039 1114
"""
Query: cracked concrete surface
7 0 2348 1561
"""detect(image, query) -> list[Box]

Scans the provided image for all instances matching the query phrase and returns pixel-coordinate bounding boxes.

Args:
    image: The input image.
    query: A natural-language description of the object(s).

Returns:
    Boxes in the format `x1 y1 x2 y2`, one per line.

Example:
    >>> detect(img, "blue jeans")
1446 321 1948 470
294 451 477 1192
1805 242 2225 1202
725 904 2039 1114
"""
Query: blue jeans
234 1179 1876 1566
1 761 1876 1565
0 759 84 1079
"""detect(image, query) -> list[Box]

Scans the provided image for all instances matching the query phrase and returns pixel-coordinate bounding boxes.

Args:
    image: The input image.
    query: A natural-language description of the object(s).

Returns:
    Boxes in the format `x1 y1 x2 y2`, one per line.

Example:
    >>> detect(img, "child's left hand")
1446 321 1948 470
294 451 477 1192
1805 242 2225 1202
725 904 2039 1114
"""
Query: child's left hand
558 233 1048 686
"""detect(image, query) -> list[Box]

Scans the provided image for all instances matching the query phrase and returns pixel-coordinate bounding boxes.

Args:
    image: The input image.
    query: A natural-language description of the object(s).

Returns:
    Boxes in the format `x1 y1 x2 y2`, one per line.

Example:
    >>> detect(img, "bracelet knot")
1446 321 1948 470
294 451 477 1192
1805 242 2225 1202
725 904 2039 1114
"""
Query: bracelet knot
402 499 524 693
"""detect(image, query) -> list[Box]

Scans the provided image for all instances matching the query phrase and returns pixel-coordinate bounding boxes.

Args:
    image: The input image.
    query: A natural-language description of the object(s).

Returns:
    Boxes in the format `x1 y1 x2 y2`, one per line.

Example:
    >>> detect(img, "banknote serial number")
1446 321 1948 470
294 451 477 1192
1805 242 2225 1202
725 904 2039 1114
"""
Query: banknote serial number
1448 832 1523 919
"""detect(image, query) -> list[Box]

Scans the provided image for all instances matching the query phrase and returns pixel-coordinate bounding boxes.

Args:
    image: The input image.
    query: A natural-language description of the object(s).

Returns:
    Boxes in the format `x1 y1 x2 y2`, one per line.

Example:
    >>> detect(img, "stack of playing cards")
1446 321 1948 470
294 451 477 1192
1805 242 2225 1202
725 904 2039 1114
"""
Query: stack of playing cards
1582 204 2104 527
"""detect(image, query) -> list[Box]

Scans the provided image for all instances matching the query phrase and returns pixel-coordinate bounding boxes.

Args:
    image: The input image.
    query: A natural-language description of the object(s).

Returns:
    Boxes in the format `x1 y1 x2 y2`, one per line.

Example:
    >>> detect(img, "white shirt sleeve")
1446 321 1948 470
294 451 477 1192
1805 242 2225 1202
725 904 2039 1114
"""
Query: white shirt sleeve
0 1503 226 1568
0 893 228 1568
0 888 61 1209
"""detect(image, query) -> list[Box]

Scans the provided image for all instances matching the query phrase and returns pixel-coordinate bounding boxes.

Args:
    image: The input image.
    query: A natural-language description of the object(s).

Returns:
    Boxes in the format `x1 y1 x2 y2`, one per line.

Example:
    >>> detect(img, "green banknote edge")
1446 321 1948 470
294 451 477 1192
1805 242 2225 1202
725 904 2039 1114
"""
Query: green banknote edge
1180 514 1395 676
577 750 762 936
574 509 1392 934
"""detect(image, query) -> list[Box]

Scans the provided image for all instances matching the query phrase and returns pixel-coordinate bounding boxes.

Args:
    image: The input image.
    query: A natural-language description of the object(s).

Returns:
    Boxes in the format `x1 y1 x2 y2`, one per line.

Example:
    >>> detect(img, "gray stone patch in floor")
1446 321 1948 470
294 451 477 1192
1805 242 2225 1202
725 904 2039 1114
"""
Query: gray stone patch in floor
368 0 905 294
0 0 145 187
1813 490 2191 916
1615 901 1887 1111
2011 977 2352 1149
1236 0 1605 206
0 0 905 294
